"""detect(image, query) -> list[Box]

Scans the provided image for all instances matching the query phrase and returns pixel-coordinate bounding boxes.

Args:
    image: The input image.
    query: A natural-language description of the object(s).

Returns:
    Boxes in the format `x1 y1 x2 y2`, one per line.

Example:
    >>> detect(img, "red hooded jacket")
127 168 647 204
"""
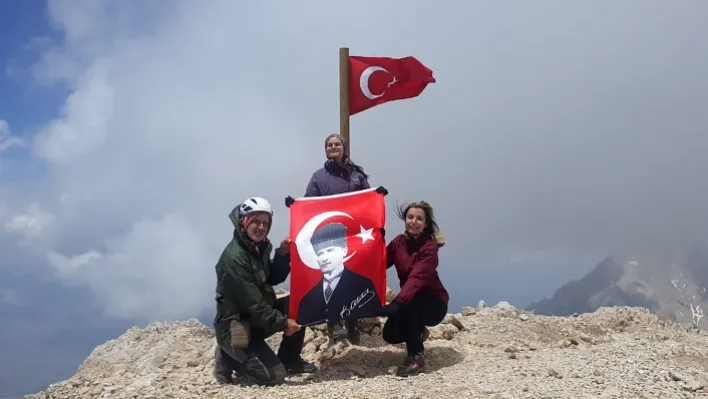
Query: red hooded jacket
386 233 449 305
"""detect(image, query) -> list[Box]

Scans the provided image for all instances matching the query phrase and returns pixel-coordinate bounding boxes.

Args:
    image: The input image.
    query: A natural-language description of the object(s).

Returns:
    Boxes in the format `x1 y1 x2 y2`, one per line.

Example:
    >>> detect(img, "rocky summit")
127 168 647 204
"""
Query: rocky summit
26 302 708 399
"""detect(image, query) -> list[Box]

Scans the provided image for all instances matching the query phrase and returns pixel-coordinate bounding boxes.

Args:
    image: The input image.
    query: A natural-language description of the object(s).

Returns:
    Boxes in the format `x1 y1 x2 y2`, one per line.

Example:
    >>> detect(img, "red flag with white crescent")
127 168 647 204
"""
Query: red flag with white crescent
288 188 387 325
349 55 436 115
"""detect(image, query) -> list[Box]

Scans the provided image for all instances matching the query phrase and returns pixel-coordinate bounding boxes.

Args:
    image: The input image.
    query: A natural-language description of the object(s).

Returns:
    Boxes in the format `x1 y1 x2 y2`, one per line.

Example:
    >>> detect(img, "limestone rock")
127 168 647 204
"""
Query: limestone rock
441 314 466 331
460 306 476 316
429 324 459 340
25 305 708 399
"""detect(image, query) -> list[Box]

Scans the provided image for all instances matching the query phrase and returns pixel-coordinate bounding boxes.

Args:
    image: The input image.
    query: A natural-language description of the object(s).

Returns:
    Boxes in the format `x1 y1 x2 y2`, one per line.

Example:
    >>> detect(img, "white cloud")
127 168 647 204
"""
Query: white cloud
0 120 8 143
46 249 102 275
4 0 708 321
33 66 115 164
4 203 54 241
0 120 25 178
0 120 24 153
45 214 213 320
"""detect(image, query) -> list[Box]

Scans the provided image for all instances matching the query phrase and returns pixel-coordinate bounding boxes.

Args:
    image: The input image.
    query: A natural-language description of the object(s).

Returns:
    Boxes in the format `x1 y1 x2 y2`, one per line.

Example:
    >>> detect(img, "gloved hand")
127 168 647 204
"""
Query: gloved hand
380 227 386 238
285 196 295 207
379 300 401 317
375 186 388 195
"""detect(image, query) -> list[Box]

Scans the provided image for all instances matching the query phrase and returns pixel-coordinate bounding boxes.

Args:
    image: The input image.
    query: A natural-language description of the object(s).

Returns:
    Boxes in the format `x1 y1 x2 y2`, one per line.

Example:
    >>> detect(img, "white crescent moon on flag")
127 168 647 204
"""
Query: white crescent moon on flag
295 211 357 270
360 66 389 100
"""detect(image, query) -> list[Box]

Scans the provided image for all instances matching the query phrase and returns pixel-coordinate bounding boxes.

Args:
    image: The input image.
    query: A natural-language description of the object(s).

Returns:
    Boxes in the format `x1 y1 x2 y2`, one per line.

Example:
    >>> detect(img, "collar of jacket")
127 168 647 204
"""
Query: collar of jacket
404 231 444 248
324 159 351 176
403 231 428 244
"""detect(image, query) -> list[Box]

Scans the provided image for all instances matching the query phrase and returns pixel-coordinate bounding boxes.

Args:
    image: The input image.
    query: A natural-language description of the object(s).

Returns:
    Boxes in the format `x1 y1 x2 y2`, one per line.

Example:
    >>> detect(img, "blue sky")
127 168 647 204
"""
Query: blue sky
0 0 63 187
2 3 161 396
1 0 52 123
3 0 708 397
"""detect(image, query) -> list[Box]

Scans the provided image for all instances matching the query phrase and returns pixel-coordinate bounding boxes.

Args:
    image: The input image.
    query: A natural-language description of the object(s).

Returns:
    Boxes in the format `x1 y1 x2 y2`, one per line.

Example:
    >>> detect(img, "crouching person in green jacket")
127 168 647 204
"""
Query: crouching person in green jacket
213 196 317 386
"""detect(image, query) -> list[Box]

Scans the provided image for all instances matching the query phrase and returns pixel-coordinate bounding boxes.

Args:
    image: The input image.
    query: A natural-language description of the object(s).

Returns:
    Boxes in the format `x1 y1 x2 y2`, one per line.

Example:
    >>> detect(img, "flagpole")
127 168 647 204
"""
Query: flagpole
339 47 350 156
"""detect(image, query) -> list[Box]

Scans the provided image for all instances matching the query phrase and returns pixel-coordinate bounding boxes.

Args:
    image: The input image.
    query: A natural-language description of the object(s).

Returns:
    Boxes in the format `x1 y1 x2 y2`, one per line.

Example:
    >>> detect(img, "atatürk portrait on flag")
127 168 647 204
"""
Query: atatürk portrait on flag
287 188 388 326
297 221 379 325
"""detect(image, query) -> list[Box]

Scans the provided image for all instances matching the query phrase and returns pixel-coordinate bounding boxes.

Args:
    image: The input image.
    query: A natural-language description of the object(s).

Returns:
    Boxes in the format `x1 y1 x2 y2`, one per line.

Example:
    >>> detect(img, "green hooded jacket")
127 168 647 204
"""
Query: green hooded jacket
213 226 291 348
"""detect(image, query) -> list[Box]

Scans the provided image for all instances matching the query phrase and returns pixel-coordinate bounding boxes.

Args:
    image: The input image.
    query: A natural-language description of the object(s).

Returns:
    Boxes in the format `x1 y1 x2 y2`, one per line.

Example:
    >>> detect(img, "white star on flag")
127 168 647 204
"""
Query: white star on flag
355 225 374 244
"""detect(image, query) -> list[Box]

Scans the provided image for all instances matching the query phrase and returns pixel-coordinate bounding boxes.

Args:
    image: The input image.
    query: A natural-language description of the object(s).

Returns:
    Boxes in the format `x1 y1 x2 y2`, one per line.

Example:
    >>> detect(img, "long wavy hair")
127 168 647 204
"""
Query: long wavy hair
395 200 445 247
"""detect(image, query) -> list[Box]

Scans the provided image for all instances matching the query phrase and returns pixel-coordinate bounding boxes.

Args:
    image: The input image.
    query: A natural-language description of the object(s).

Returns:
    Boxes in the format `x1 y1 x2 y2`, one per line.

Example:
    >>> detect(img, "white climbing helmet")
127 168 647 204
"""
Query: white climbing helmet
238 196 273 218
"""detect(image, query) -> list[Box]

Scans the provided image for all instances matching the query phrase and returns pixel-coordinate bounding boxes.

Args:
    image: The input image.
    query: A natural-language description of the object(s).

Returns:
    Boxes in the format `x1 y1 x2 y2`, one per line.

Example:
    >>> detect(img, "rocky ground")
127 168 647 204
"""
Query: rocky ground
26 301 708 399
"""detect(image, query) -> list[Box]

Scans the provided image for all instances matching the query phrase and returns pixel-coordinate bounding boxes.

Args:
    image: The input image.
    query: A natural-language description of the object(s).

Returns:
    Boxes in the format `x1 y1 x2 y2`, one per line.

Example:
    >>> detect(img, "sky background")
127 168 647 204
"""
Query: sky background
2 0 708 397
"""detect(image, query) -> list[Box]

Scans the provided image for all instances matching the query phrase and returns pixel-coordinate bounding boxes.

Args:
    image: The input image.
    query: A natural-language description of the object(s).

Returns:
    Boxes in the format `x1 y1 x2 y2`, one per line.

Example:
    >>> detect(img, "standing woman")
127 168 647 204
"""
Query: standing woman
379 201 449 377
304 133 370 343
305 133 370 197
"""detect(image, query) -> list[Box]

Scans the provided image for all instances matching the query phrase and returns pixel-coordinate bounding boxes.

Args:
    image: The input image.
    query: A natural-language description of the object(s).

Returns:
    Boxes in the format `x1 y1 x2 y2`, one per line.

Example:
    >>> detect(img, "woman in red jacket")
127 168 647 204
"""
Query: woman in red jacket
379 201 449 377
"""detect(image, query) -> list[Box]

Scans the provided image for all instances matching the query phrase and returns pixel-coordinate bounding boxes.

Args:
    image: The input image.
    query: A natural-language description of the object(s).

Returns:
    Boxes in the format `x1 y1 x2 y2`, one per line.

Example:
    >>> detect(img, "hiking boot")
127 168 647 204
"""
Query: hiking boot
396 351 425 377
214 366 234 385
328 322 348 341
214 369 235 385
281 356 318 374
213 347 235 384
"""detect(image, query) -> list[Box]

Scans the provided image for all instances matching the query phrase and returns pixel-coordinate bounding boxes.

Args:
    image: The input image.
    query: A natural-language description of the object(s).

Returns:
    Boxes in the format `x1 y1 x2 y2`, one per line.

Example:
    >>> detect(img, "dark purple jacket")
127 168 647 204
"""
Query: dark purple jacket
305 160 370 197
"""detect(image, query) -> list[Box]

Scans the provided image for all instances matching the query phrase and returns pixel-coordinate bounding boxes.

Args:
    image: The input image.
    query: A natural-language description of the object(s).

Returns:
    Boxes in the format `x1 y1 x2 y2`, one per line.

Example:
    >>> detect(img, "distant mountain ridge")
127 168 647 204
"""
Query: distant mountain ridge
526 243 708 329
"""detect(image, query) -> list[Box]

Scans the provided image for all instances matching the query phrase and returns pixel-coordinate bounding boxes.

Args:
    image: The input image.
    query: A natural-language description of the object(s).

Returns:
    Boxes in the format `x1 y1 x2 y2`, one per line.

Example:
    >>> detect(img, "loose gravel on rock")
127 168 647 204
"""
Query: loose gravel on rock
25 302 708 399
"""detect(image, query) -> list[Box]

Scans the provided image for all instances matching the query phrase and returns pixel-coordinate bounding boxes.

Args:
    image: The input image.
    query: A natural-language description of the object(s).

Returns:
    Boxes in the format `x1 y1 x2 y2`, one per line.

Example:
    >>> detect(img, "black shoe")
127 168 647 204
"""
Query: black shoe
328 322 349 341
213 347 235 384
396 351 425 377
214 368 234 385
281 357 318 374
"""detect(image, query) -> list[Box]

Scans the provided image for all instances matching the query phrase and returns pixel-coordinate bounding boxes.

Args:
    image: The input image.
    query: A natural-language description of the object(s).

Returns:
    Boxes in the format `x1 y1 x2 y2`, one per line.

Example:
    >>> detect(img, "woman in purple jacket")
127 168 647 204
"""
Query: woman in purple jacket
304 133 370 343
305 134 370 197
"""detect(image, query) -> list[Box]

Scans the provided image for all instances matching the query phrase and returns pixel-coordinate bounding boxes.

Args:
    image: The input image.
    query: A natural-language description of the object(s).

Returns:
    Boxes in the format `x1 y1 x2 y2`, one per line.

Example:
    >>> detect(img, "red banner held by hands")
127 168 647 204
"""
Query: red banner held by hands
288 188 387 325
349 55 436 115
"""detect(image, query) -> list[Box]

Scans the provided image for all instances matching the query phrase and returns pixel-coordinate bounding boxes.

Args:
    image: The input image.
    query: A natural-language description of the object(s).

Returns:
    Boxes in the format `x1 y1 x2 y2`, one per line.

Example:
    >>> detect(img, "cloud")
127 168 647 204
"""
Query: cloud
4 0 708 320
44 213 216 319
0 120 8 143
4 203 54 242
0 120 24 153
0 120 26 180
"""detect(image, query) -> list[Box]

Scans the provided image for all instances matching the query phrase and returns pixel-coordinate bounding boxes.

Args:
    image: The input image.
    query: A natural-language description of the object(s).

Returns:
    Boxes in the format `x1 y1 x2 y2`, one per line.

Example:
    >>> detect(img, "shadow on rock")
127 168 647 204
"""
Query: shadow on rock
354 334 391 349
233 376 313 387
310 346 465 381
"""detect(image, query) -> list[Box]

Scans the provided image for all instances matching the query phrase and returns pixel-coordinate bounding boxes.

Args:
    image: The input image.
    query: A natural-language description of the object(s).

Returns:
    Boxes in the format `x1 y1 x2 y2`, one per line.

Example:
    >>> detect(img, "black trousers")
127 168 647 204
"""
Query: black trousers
382 292 447 355
217 296 305 385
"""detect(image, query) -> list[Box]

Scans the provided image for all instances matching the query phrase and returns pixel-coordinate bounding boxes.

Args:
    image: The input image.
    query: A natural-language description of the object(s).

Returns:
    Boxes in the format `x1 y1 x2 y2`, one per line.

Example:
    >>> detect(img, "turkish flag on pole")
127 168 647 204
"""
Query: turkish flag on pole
349 55 435 115
287 188 387 326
